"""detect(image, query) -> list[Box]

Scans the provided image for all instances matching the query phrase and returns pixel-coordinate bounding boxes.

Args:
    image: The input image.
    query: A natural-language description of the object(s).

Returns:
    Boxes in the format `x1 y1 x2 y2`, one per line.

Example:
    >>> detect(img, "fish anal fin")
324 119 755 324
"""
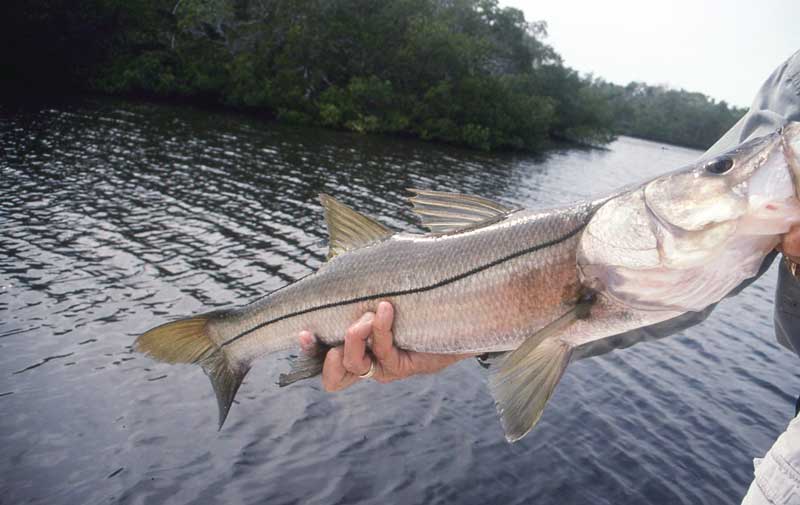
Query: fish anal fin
488 309 578 442
320 194 392 259
278 341 331 387
408 188 519 233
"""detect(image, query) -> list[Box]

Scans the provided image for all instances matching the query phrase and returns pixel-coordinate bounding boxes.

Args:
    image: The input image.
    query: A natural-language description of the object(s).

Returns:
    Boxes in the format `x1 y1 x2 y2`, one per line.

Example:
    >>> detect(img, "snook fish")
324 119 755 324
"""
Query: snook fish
136 123 800 442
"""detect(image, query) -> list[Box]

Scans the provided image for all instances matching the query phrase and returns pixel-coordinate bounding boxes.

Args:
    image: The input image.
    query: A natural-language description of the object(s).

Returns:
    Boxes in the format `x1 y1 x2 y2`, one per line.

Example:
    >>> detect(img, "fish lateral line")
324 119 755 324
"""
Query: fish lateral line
219 221 589 348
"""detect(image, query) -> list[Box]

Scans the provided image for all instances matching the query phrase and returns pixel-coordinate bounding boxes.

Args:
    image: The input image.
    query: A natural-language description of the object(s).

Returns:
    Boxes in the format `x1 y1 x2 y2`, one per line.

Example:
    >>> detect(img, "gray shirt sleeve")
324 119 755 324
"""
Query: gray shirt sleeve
574 49 800 362
775 258 800 356
704 50 800 160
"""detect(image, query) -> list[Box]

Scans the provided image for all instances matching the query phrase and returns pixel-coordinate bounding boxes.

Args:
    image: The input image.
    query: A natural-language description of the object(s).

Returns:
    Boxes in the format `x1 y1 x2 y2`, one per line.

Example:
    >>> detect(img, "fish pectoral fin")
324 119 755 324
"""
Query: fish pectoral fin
278 341 331 387
319 194 392 259
407 188 519 233
488 311 577 443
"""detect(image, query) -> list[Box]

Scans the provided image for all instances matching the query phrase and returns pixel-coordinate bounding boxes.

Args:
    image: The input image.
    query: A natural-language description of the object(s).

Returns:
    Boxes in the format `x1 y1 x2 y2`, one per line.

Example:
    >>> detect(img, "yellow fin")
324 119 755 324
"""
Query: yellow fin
488 311 577 442
135 316 214 364
135 313 249 429
320 194 392 259
408 188 518 233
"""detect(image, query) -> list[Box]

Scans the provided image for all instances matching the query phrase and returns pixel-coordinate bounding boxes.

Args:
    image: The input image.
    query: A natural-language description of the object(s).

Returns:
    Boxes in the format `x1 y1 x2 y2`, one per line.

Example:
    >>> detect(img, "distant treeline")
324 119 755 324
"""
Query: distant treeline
4 0 745 151
592 80 748 149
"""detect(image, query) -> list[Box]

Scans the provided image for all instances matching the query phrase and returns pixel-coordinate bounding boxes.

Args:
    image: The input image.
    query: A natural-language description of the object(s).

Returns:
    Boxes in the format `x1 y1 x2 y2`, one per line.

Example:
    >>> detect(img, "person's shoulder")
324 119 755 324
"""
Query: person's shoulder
776 50 800 121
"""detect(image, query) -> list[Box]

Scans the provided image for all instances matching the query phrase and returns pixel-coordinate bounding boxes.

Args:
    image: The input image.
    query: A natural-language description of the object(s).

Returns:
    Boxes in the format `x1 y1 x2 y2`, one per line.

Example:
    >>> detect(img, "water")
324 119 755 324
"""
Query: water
1 98 798 505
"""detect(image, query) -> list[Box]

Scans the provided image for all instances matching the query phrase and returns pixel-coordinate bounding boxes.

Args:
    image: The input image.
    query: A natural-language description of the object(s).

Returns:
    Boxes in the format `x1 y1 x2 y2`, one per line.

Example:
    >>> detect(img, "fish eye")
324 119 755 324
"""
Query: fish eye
704 157 734 175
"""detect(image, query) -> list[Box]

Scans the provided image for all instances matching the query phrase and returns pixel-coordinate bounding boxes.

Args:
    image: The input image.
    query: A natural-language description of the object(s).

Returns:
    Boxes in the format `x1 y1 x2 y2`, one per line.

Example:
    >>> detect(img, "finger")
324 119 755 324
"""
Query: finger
342 312 374 375
371 301 395 361
298 331 315 355
321 346 357 392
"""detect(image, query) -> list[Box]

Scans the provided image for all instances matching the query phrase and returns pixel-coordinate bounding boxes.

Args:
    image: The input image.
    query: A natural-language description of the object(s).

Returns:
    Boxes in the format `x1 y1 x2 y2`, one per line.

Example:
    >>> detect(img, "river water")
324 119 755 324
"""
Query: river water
2 98 798 505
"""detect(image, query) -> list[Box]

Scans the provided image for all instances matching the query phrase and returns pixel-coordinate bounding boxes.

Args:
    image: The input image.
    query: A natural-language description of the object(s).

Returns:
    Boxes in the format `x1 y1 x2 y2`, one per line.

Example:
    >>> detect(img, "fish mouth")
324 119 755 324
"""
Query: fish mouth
782 122 800 198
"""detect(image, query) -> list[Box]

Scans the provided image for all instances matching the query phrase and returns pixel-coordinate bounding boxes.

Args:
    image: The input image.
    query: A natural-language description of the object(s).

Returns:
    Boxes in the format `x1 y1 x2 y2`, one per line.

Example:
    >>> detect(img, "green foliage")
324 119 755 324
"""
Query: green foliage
591 79 746 149
225 53 272 107
461 124 492 151
276 108 313 126
116 53 176 96
5 0 743 151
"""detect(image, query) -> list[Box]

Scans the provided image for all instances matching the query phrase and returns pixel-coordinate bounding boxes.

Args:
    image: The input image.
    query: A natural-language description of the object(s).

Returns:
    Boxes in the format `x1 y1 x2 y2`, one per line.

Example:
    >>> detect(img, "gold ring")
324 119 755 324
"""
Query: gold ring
359 359 376 379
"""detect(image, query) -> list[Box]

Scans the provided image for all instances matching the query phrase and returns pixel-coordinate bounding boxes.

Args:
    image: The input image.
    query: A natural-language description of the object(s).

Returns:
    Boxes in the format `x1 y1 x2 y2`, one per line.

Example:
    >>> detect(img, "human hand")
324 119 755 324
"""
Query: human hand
298 301 475 392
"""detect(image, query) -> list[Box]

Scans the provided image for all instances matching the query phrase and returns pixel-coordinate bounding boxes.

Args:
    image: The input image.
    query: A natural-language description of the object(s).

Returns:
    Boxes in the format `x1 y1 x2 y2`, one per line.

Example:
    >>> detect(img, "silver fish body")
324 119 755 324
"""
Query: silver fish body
218 202 598 360
136 122 800 441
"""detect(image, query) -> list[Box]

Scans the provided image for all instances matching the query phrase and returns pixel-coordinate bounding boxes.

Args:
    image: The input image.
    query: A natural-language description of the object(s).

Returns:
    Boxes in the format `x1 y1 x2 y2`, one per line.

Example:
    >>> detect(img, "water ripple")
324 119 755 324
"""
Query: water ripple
1 98 795 505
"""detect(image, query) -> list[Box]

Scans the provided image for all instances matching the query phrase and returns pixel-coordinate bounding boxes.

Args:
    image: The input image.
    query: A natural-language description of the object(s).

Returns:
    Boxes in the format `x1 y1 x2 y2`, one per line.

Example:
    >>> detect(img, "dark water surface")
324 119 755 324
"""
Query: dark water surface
2 98 799 505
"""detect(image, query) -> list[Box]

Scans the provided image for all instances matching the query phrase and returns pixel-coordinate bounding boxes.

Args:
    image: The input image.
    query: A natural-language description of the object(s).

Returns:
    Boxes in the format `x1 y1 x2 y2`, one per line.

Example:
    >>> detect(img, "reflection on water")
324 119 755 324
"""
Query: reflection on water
1 98 797 504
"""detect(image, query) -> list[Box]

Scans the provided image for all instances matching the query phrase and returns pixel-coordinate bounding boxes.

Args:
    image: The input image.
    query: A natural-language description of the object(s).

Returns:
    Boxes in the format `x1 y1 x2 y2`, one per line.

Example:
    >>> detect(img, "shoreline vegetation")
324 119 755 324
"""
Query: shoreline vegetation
4 0 746 151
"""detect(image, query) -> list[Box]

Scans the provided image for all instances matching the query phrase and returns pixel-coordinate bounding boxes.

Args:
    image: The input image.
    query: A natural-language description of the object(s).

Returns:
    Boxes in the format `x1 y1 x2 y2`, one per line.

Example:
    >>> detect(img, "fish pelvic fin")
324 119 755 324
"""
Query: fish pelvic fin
134 313 249 429
488 308 580 442
278 340 331 387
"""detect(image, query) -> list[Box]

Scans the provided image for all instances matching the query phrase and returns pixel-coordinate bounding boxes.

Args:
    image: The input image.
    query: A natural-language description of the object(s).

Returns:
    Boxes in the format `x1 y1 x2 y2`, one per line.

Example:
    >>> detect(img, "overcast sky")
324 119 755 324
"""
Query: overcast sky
501 0 800 107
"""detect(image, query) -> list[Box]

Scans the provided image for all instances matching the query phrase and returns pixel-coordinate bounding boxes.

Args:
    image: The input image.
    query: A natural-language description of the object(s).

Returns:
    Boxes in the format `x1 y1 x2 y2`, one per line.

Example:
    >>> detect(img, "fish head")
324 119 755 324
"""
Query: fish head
578 122 800 313
645 124 800 235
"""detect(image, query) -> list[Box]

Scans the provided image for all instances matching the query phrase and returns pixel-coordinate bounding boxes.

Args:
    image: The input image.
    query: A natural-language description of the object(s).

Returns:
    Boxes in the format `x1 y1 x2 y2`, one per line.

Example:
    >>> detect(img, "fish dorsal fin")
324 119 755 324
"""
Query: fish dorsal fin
408 188 518 233
320 194 392 259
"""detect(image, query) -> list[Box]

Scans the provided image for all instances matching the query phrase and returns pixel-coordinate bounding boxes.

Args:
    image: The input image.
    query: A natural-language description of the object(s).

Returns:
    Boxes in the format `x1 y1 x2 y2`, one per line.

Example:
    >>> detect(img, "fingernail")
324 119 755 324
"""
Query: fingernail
378 301 390 317
360 312 374 325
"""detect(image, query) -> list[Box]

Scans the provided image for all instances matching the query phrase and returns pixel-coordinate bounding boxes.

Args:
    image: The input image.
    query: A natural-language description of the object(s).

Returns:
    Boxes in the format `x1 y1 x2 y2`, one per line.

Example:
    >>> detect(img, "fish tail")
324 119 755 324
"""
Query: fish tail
134 312 249 429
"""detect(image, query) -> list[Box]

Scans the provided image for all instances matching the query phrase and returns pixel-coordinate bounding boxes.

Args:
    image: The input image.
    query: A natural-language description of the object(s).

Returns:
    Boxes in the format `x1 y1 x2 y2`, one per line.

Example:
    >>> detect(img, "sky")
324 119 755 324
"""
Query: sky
501 0 800 107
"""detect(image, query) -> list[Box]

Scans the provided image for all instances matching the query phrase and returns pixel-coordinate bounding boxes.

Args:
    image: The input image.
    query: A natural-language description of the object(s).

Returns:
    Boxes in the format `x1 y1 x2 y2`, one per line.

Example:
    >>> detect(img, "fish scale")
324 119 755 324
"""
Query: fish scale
220 202 597 361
